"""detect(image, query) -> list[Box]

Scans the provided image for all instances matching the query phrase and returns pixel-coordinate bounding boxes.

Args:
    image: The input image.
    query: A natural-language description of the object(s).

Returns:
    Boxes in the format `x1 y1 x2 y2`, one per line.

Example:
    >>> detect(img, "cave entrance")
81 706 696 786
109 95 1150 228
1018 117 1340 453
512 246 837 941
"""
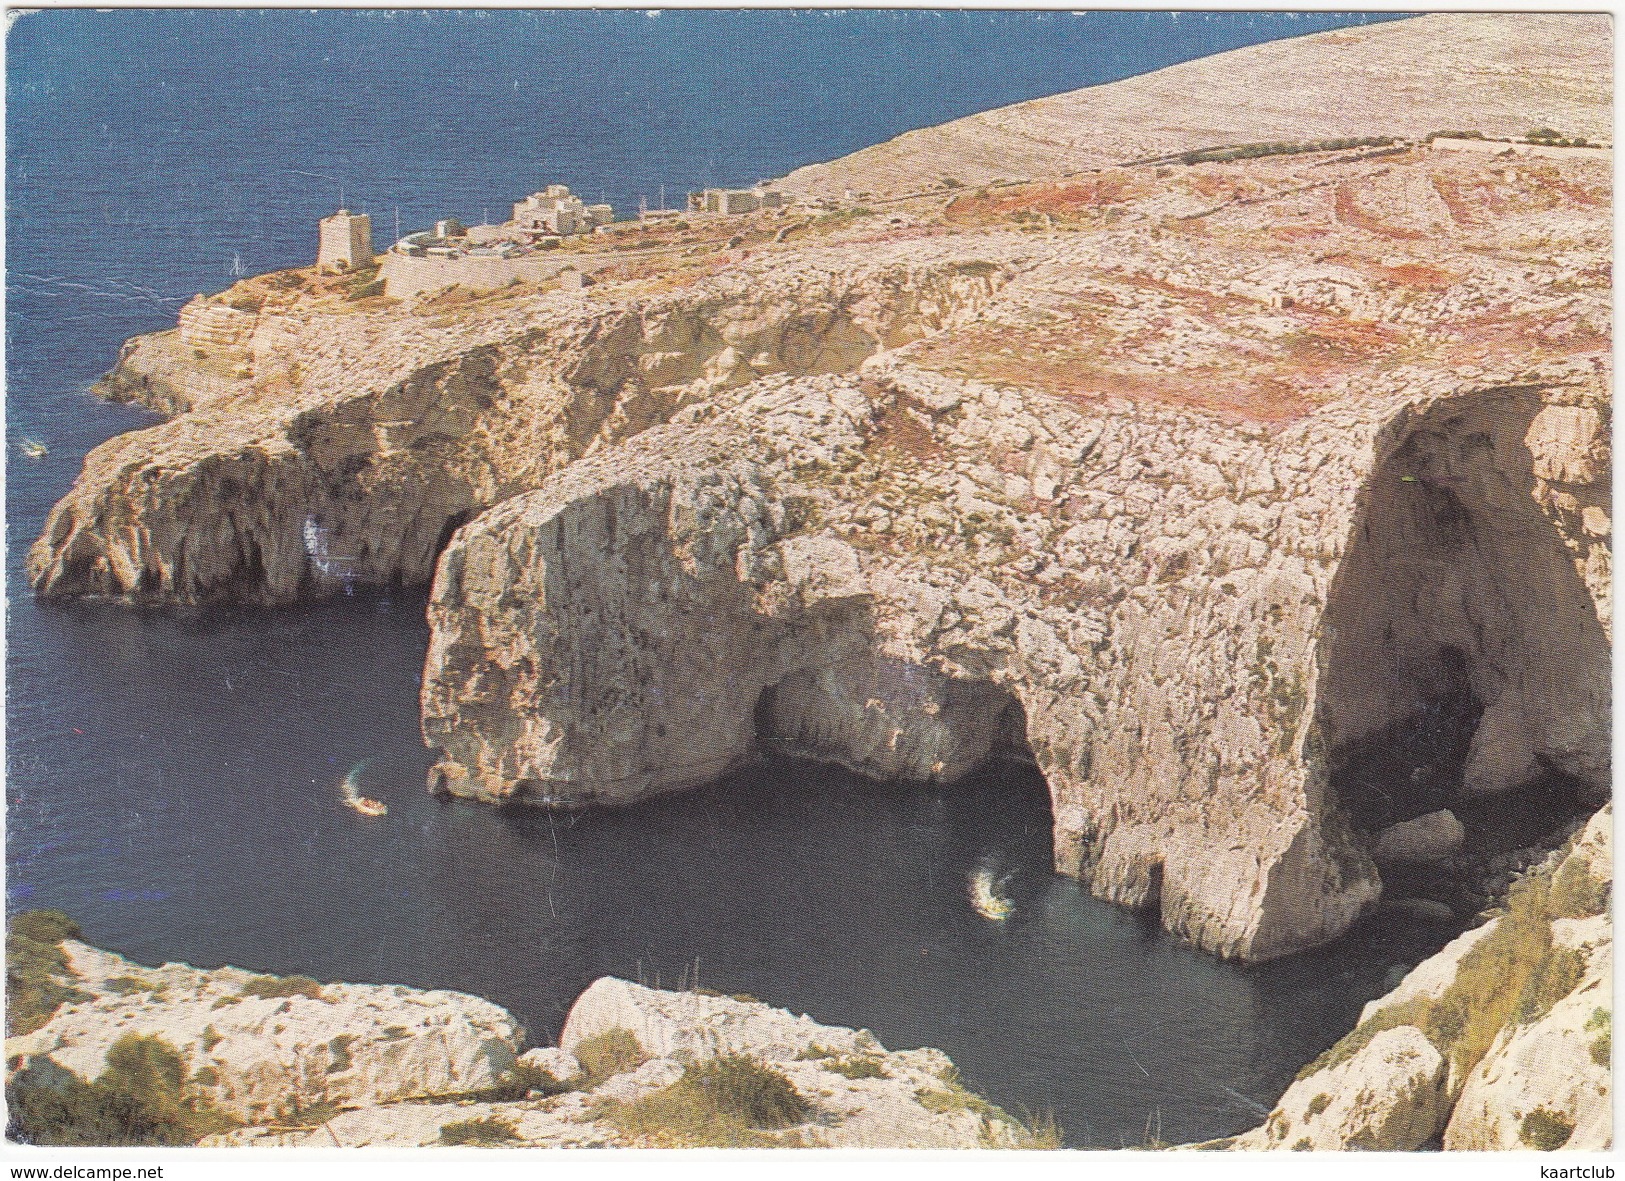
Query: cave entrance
752 663 1039 786
1316 391 1608 923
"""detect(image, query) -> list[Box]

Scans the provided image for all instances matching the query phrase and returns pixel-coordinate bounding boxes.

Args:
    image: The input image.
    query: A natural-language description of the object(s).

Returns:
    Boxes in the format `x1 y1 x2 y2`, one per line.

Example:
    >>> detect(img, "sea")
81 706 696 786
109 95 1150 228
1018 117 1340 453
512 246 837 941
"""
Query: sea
5 8 1439 1147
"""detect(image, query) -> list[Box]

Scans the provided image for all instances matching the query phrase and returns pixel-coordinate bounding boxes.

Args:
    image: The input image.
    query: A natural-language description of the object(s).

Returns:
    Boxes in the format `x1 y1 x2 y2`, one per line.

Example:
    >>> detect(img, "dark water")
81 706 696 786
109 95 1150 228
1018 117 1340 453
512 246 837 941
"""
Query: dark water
6 9 1436 1148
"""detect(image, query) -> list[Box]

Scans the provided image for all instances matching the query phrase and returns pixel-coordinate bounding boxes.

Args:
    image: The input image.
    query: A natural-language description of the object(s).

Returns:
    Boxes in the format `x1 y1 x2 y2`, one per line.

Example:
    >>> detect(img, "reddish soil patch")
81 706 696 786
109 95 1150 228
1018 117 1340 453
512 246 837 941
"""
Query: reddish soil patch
1334 183 1426 240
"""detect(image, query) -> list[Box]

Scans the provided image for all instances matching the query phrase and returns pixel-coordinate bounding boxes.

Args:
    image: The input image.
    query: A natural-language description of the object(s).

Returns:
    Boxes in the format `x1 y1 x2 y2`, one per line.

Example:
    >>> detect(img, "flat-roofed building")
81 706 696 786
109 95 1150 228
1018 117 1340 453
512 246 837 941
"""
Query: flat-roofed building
317 209 374 274
511 185 614 236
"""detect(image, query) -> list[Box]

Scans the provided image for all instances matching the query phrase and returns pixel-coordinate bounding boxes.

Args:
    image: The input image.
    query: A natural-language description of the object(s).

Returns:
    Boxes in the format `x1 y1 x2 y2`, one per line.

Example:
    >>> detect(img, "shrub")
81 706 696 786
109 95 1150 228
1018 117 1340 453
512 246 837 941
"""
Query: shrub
826 1056 889 1080
7 910 92 1035
686 1055 808 1128
1305 1092 1331 1119
11 911 80 945
1547 854 1609 919
573 1028 646 1085
1586 1008 1611 1067
6 1034 236 1146
440 1114 519 1146
1520 1106 1575 1151
326 1034 355 1074
240 974 324 1001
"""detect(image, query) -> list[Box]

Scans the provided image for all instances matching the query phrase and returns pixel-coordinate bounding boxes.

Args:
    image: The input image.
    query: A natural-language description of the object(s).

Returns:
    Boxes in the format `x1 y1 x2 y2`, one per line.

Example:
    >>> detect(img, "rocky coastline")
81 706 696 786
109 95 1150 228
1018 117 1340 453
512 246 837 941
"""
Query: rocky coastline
15 9 1612 1150
5 925 1049 1149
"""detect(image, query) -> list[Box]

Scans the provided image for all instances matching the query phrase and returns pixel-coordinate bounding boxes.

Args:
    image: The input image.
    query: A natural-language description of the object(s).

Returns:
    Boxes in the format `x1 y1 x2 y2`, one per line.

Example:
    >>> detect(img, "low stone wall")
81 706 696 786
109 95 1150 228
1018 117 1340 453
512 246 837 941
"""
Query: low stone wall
379 251 604 299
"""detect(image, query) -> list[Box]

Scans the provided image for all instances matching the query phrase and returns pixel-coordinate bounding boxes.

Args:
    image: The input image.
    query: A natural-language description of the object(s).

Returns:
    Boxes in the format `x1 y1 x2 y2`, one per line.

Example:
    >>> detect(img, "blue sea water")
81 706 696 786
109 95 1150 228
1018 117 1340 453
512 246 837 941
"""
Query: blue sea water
5 9 1435 1147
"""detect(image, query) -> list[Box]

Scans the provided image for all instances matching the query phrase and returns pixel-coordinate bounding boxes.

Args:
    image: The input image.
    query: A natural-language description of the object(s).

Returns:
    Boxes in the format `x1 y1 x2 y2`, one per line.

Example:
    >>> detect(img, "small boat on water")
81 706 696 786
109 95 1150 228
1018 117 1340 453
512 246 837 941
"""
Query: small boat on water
16 437 47 458
340 761 386 817
346 795 388 818
968 864 1015 921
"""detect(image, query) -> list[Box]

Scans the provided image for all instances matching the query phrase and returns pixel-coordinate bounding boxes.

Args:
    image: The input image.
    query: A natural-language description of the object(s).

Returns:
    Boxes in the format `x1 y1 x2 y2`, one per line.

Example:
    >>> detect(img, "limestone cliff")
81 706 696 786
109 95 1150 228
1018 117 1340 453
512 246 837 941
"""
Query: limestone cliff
29 14 1612 969
29 246 1016 605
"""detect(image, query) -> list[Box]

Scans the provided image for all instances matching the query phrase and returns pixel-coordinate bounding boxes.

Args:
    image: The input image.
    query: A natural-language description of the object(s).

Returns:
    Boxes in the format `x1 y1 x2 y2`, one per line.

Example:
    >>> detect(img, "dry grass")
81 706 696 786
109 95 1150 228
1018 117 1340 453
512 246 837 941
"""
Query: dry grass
572 1028 647 1086
597 1054 809 1148
1297 845 1605 1084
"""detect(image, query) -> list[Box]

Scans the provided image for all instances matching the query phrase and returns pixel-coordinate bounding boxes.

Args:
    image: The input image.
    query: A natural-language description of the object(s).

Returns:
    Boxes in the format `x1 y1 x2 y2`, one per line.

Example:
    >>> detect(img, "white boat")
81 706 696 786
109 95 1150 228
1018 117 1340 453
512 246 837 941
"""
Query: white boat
340 762 386 817
16 437 47 458
968 865 1015 921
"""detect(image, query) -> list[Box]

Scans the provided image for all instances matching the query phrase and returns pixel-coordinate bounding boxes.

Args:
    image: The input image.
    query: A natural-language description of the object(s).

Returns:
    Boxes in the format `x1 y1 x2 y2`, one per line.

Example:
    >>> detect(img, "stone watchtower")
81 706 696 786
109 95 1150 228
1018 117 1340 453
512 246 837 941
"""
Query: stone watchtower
317 209 373 274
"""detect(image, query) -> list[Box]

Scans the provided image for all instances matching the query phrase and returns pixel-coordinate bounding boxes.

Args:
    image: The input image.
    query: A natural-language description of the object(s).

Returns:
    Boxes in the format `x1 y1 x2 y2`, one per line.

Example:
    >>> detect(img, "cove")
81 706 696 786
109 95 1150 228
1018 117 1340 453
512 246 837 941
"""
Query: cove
8 589 1455 1148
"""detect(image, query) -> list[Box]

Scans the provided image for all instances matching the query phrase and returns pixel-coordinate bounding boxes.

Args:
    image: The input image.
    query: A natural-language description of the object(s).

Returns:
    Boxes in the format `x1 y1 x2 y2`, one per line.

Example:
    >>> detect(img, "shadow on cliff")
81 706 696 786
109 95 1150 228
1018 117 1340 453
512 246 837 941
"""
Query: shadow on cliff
1314 386 1609 902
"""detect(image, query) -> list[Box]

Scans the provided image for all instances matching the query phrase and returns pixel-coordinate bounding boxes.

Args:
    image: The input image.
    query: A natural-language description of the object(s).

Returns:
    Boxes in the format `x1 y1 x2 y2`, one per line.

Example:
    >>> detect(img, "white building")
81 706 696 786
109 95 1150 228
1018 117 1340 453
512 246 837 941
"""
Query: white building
317 210 373 274
511 185 614 236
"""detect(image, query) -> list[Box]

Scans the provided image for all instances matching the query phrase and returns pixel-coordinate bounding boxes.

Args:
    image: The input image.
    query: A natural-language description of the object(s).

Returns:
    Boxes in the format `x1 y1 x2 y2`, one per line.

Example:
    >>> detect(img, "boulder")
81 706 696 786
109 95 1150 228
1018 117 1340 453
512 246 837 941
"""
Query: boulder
1372 810 1466 864
1229 1026 1450 1150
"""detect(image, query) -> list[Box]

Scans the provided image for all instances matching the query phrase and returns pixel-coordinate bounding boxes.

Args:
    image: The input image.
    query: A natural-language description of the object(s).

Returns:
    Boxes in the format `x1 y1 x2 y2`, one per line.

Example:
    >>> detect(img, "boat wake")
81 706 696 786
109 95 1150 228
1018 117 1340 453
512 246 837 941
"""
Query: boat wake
968 858 1015 921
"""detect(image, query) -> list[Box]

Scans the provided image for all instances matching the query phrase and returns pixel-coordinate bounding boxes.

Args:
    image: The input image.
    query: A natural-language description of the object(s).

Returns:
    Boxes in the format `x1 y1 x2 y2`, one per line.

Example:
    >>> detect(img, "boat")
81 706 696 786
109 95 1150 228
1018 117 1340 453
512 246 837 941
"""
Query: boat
16 437 47 458
968 864 1015 921
340 761 386 817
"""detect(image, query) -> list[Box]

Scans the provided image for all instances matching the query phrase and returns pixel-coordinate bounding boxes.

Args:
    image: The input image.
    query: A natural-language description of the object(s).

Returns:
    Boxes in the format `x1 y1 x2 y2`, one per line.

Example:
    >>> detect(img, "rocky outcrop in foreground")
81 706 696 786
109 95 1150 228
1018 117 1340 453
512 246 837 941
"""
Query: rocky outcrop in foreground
5 938 1041 1149
1192 805 1612 1151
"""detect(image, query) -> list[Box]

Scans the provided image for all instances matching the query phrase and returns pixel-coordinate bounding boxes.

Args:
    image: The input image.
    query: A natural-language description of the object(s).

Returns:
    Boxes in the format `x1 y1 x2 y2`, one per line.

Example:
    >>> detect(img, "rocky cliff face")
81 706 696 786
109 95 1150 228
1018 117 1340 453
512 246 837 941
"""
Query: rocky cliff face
420 345 1608 963
4 941 523 1124
1200 804 1611 1151
28 246 1017 605
28 14 1610 970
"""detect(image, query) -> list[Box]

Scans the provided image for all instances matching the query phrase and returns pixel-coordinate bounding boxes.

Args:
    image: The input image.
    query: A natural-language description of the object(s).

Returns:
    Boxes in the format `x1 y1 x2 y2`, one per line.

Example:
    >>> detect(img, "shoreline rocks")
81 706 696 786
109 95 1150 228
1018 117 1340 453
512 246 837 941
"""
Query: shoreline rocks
1191 804 1612 1152
5 937 1037 1150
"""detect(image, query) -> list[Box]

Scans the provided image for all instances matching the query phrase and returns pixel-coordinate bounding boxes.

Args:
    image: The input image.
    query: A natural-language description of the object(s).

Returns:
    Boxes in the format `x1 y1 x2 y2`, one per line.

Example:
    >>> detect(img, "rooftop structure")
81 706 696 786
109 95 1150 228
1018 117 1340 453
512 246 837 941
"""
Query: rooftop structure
317 210 374 274
511 185 614 236
688 185 786 216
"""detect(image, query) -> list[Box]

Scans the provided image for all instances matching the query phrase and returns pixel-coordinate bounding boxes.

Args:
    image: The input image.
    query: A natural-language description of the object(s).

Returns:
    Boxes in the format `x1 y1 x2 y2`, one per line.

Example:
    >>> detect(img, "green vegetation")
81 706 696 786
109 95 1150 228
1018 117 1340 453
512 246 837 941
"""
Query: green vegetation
1305 1092 1332 1119
279 1097 341 1128
573 1028 647 1087
1296 843 1606 1085
439 1113 520 1146
240 973 325 1001
6 910 91 1036
1519 1106 1576 1151
825 1056 889 1080
1171 136 1394 166
597 1054 809 1148
105 976 163 997
1586 1008 1611 1067
6 1033 237 1146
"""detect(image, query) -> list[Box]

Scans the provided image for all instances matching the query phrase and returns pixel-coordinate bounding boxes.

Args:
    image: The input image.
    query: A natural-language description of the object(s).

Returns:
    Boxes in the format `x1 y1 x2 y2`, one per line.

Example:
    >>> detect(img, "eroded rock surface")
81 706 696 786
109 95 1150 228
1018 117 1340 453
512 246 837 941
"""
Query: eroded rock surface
1196 804 1611 1151
4 942 523 1124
